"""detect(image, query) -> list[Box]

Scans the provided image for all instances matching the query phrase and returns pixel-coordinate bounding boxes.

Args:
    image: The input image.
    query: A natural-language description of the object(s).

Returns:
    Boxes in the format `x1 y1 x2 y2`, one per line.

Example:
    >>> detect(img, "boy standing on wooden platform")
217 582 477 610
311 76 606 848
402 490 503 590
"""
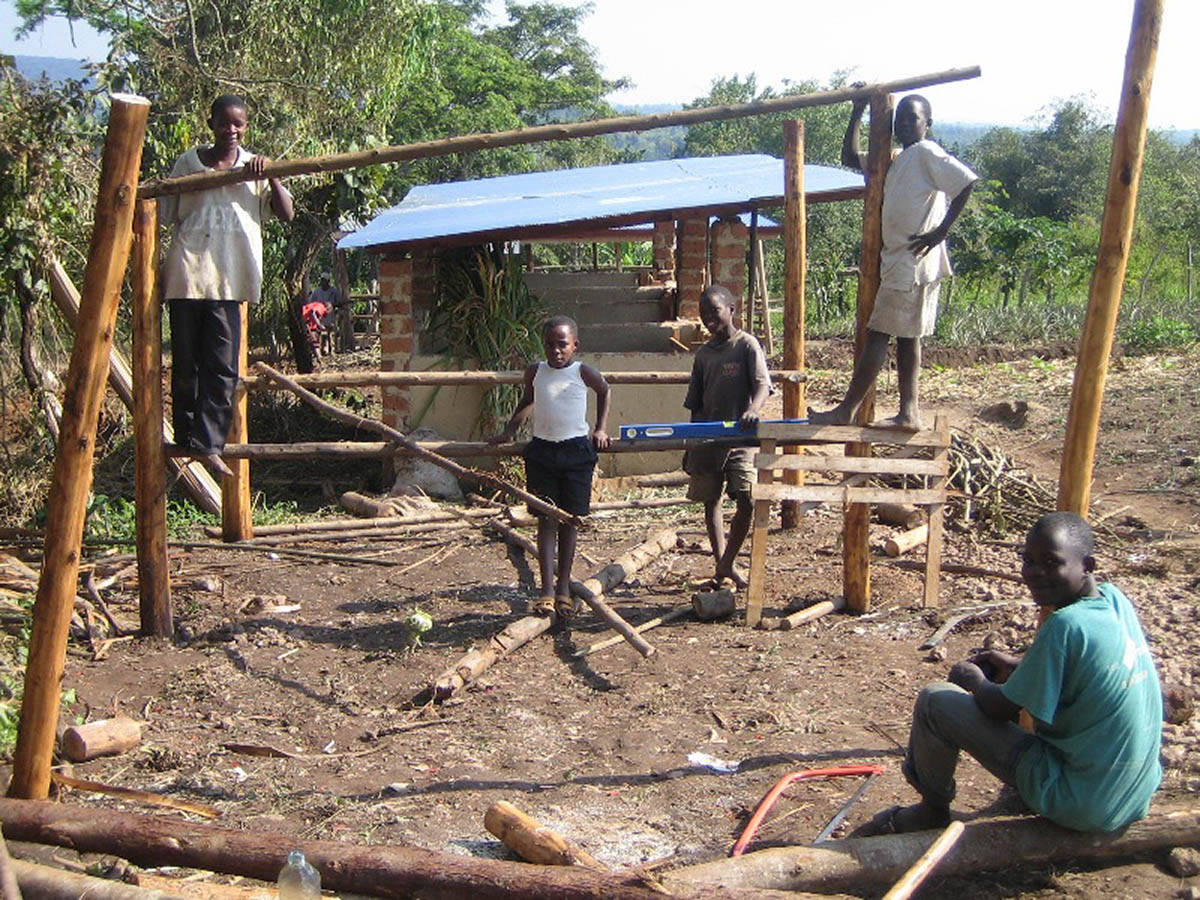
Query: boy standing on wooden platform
492 316 610 624
161 95 294 477
859 512 1162 835
684 285 771 590
810 93 976 430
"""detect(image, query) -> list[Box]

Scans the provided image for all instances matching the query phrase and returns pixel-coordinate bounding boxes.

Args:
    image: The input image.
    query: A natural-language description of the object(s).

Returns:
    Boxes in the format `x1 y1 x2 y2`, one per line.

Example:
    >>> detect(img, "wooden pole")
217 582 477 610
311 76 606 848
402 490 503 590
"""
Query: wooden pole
240 369 806 389
9 858 180 899
131 198 172 636
9 93 151 800
255 363 581 527
780 119 807 529
140 68 980 199
0 833 21 900
843 91 893 614
1057 0 1162 515
48 259 221 515
433 615 554 701
573 604 691 658
0 798 805 900
221 306 253 540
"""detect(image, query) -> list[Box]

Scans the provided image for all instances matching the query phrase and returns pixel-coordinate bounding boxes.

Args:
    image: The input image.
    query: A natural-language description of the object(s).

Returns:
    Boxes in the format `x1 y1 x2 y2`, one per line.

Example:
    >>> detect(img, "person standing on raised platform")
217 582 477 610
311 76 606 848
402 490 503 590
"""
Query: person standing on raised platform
161 94 294 477
810 92 976 431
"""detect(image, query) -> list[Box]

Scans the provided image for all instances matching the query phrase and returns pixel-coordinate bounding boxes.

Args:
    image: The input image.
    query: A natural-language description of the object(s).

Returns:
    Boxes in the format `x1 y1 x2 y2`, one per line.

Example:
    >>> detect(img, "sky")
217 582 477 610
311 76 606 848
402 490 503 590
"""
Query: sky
2 0 1196 129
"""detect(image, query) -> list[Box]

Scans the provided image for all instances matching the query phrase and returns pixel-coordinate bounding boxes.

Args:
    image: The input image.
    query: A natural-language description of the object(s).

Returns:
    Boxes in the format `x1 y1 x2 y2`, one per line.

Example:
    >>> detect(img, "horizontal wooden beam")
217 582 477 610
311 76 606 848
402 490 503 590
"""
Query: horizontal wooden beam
755 454 947 475
756 422 949 446
180 437 757 460
241 369 806 390
752 484 946 505
139 67 981 199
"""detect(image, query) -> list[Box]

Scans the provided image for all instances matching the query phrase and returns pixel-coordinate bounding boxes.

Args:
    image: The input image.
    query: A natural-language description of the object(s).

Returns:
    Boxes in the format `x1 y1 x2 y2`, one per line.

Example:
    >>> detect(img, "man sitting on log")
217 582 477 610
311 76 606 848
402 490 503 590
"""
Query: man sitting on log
860 511 1162 835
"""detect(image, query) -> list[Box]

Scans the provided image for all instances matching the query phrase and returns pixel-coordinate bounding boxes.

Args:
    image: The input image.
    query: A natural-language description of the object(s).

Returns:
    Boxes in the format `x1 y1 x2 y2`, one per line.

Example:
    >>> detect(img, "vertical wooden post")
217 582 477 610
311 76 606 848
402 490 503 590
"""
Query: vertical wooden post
1058 0 1162 516
844 92 893 613
9 93 150 799
923 414 950 608
221 307 253 540
131 198 172 636
748 208 760 340
745 438 776 629
780 119 807 529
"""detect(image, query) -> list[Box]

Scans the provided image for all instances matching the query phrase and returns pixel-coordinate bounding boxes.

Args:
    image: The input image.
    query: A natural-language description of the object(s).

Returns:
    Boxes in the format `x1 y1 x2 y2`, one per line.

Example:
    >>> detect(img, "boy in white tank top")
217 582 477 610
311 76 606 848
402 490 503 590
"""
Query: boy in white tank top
491 316 611 623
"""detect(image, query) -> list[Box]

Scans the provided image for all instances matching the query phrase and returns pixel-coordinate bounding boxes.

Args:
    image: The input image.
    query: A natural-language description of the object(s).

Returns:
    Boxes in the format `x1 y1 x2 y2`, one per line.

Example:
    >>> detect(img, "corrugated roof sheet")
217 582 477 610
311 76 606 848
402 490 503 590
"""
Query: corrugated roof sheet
338 155 862 252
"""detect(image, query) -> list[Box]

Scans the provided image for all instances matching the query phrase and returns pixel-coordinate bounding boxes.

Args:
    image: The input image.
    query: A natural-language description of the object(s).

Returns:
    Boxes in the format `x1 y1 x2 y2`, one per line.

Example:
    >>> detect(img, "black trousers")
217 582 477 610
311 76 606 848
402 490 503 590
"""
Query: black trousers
169 299 241 454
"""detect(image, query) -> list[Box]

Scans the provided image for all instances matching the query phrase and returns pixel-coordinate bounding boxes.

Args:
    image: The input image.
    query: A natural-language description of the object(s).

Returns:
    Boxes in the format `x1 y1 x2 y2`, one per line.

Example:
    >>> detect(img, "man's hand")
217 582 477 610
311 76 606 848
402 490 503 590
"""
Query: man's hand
739 410 761 429
248 155 269 178
908 226 946 259
969 650 1021 684
592 429 611 451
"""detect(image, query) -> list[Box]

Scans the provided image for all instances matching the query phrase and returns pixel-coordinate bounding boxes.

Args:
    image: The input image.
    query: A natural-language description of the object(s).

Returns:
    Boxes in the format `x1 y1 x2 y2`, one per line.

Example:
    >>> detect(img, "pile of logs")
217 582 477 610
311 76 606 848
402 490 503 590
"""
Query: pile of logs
944 430 1057 536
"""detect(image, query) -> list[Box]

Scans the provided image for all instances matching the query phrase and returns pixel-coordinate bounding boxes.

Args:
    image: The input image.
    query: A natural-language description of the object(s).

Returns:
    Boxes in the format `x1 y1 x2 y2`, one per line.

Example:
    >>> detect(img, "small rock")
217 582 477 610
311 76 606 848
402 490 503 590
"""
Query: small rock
194 575 222 593
1164 683 1195 725
1174 887 1200 900
1166 846 1200 878
925 646 948 662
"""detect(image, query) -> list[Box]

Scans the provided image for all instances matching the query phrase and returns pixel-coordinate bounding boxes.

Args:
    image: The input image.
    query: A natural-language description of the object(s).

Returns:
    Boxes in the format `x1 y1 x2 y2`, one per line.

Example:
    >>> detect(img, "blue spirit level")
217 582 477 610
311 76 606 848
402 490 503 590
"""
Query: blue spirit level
620 419 808 441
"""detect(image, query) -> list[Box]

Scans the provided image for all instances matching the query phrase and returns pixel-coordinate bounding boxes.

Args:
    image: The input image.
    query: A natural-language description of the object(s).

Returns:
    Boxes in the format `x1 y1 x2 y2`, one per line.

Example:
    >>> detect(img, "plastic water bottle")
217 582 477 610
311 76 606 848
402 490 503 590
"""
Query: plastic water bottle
277 850 321 899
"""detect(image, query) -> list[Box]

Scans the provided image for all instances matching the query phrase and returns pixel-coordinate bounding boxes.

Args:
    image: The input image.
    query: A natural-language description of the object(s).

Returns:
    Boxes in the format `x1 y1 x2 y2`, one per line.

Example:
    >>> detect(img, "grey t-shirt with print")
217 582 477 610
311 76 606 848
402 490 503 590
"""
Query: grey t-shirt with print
683 330 771 475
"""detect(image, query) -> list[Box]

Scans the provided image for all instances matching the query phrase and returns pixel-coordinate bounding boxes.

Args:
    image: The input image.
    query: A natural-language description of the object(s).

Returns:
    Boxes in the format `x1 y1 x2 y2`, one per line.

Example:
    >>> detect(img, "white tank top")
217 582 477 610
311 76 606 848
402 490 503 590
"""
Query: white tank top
532 361 590 441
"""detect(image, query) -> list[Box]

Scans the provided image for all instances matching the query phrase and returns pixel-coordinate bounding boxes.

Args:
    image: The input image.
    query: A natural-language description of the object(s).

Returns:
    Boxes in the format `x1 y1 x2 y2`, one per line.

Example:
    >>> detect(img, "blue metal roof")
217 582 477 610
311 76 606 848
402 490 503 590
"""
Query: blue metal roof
339 155 863 252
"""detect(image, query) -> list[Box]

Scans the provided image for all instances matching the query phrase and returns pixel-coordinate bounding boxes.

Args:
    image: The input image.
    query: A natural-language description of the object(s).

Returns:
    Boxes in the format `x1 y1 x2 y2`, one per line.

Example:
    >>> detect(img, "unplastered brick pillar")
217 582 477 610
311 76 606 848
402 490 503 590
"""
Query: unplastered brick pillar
410 251 436 336
378 253 415 434
676 216 708 319
710 216 748 328
652 220 676 277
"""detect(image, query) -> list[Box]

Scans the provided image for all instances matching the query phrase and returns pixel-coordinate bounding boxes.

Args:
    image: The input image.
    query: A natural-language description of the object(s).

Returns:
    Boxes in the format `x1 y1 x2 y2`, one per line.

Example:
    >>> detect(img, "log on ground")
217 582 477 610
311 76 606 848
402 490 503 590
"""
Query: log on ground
663 804 1200 894
432 615 553 701
11 857 185 899
0 798 808 900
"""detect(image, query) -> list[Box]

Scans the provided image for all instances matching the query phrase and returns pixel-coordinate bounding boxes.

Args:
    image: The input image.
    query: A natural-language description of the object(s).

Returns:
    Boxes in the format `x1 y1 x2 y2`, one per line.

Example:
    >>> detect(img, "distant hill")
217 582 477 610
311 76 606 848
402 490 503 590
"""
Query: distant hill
6 55 91 84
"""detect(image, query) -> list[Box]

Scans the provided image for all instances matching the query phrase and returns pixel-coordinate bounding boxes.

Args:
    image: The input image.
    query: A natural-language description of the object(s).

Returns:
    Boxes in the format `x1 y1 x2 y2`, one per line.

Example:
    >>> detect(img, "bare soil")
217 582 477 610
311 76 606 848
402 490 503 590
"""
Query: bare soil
9 345 1200 898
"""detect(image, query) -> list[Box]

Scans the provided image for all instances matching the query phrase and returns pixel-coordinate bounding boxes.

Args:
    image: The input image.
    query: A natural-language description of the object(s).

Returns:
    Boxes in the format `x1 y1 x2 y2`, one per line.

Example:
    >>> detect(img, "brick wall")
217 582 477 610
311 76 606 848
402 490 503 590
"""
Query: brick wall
378 254 415 432
709 216 748 328
652 219 676 278
676 216 708 319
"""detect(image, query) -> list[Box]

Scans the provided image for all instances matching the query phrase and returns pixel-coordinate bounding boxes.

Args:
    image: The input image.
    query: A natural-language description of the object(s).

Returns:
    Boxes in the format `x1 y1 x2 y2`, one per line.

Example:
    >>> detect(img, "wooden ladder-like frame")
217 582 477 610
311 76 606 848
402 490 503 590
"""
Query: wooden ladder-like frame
746 414 950 627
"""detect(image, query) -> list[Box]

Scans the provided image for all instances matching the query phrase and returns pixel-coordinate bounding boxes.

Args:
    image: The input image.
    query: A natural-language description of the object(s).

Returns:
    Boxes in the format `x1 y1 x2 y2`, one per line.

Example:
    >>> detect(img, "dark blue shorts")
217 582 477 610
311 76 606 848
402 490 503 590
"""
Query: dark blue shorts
523 436 597 517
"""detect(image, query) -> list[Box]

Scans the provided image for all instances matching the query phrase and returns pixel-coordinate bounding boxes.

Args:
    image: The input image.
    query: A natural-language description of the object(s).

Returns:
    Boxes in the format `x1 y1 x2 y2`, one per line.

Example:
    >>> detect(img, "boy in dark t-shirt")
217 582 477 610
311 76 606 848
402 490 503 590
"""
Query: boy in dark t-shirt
684 285 771 589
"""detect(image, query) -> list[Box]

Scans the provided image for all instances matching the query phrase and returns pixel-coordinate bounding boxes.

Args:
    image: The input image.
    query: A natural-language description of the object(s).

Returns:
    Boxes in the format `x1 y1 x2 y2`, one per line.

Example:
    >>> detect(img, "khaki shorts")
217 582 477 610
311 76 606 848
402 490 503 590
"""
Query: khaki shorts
686 451 756 503
867 280 942 338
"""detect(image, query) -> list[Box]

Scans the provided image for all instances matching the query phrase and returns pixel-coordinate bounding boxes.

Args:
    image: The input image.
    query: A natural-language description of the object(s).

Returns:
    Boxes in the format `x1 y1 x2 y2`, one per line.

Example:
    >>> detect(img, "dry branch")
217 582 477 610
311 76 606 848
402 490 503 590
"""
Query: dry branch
50 772 220 819
254 363 579 527
0 798 806 900
432 615 554 701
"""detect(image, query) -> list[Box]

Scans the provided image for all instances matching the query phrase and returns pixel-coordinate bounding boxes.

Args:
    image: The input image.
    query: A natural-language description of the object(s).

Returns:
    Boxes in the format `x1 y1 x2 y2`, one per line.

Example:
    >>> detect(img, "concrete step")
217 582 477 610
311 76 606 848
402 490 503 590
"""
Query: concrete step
578 320 702 353
525 271 641 291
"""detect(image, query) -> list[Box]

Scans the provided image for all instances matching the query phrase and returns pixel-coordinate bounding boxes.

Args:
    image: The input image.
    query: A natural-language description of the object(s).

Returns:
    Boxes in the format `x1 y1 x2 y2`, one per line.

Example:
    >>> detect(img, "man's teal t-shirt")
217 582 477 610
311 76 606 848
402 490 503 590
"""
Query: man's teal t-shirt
1002 583 1162 831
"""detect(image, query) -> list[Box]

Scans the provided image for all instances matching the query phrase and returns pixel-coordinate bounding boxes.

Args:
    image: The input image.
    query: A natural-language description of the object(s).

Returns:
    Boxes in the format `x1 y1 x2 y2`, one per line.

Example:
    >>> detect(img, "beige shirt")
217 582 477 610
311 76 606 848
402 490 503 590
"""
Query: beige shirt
160 147 274 303
880 140 977 290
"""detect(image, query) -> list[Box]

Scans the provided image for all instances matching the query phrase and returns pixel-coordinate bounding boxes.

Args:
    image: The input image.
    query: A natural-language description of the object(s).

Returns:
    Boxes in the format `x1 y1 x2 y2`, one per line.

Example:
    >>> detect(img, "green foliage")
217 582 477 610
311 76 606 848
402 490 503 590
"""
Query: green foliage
428 248 545 435
1123 315 1197 354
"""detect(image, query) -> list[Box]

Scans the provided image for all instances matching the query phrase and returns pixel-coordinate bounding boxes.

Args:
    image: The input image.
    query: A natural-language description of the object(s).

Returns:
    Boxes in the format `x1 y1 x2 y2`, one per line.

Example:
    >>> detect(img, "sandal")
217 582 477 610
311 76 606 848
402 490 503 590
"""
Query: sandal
531 595 555 617
853 804 951 837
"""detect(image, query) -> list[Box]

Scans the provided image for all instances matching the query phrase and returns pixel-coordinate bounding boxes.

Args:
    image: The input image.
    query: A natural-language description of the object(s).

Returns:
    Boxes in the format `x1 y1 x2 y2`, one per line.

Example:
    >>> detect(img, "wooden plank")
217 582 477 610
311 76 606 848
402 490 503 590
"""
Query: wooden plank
754 454 946 476
131 198 172 637
10 94 151 800
756 422 945 445
753 484 944 505
48 260 222 515
745 439 775 628
220 307 253 541
923 414 950 607
781 119 807 529
1058 0 1162 515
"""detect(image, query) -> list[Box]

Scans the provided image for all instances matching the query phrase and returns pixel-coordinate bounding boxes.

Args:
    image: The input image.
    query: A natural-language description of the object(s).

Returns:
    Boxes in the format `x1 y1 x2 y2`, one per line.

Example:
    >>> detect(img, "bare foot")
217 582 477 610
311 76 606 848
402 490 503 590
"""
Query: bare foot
807 405 852 426
715 567 748 589
877 414 922 432
203 453 234 478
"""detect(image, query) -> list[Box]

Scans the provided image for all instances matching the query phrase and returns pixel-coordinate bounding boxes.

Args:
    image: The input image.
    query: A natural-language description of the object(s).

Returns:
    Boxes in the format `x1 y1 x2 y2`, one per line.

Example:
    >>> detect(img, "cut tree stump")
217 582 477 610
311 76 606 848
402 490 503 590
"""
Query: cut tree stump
0 798 809 900
60 716 142 762
664 805 1200 894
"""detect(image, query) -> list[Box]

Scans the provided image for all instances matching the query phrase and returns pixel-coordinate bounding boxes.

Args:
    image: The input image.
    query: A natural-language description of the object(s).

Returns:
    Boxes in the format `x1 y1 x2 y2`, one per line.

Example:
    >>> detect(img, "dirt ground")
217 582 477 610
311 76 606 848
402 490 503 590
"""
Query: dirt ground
8 344 1200 898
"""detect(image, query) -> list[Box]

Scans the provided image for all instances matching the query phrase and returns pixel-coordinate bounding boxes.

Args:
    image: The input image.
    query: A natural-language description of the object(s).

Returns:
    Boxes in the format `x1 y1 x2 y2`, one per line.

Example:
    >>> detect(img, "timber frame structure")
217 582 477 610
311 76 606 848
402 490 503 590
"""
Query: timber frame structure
10 0 1163 806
